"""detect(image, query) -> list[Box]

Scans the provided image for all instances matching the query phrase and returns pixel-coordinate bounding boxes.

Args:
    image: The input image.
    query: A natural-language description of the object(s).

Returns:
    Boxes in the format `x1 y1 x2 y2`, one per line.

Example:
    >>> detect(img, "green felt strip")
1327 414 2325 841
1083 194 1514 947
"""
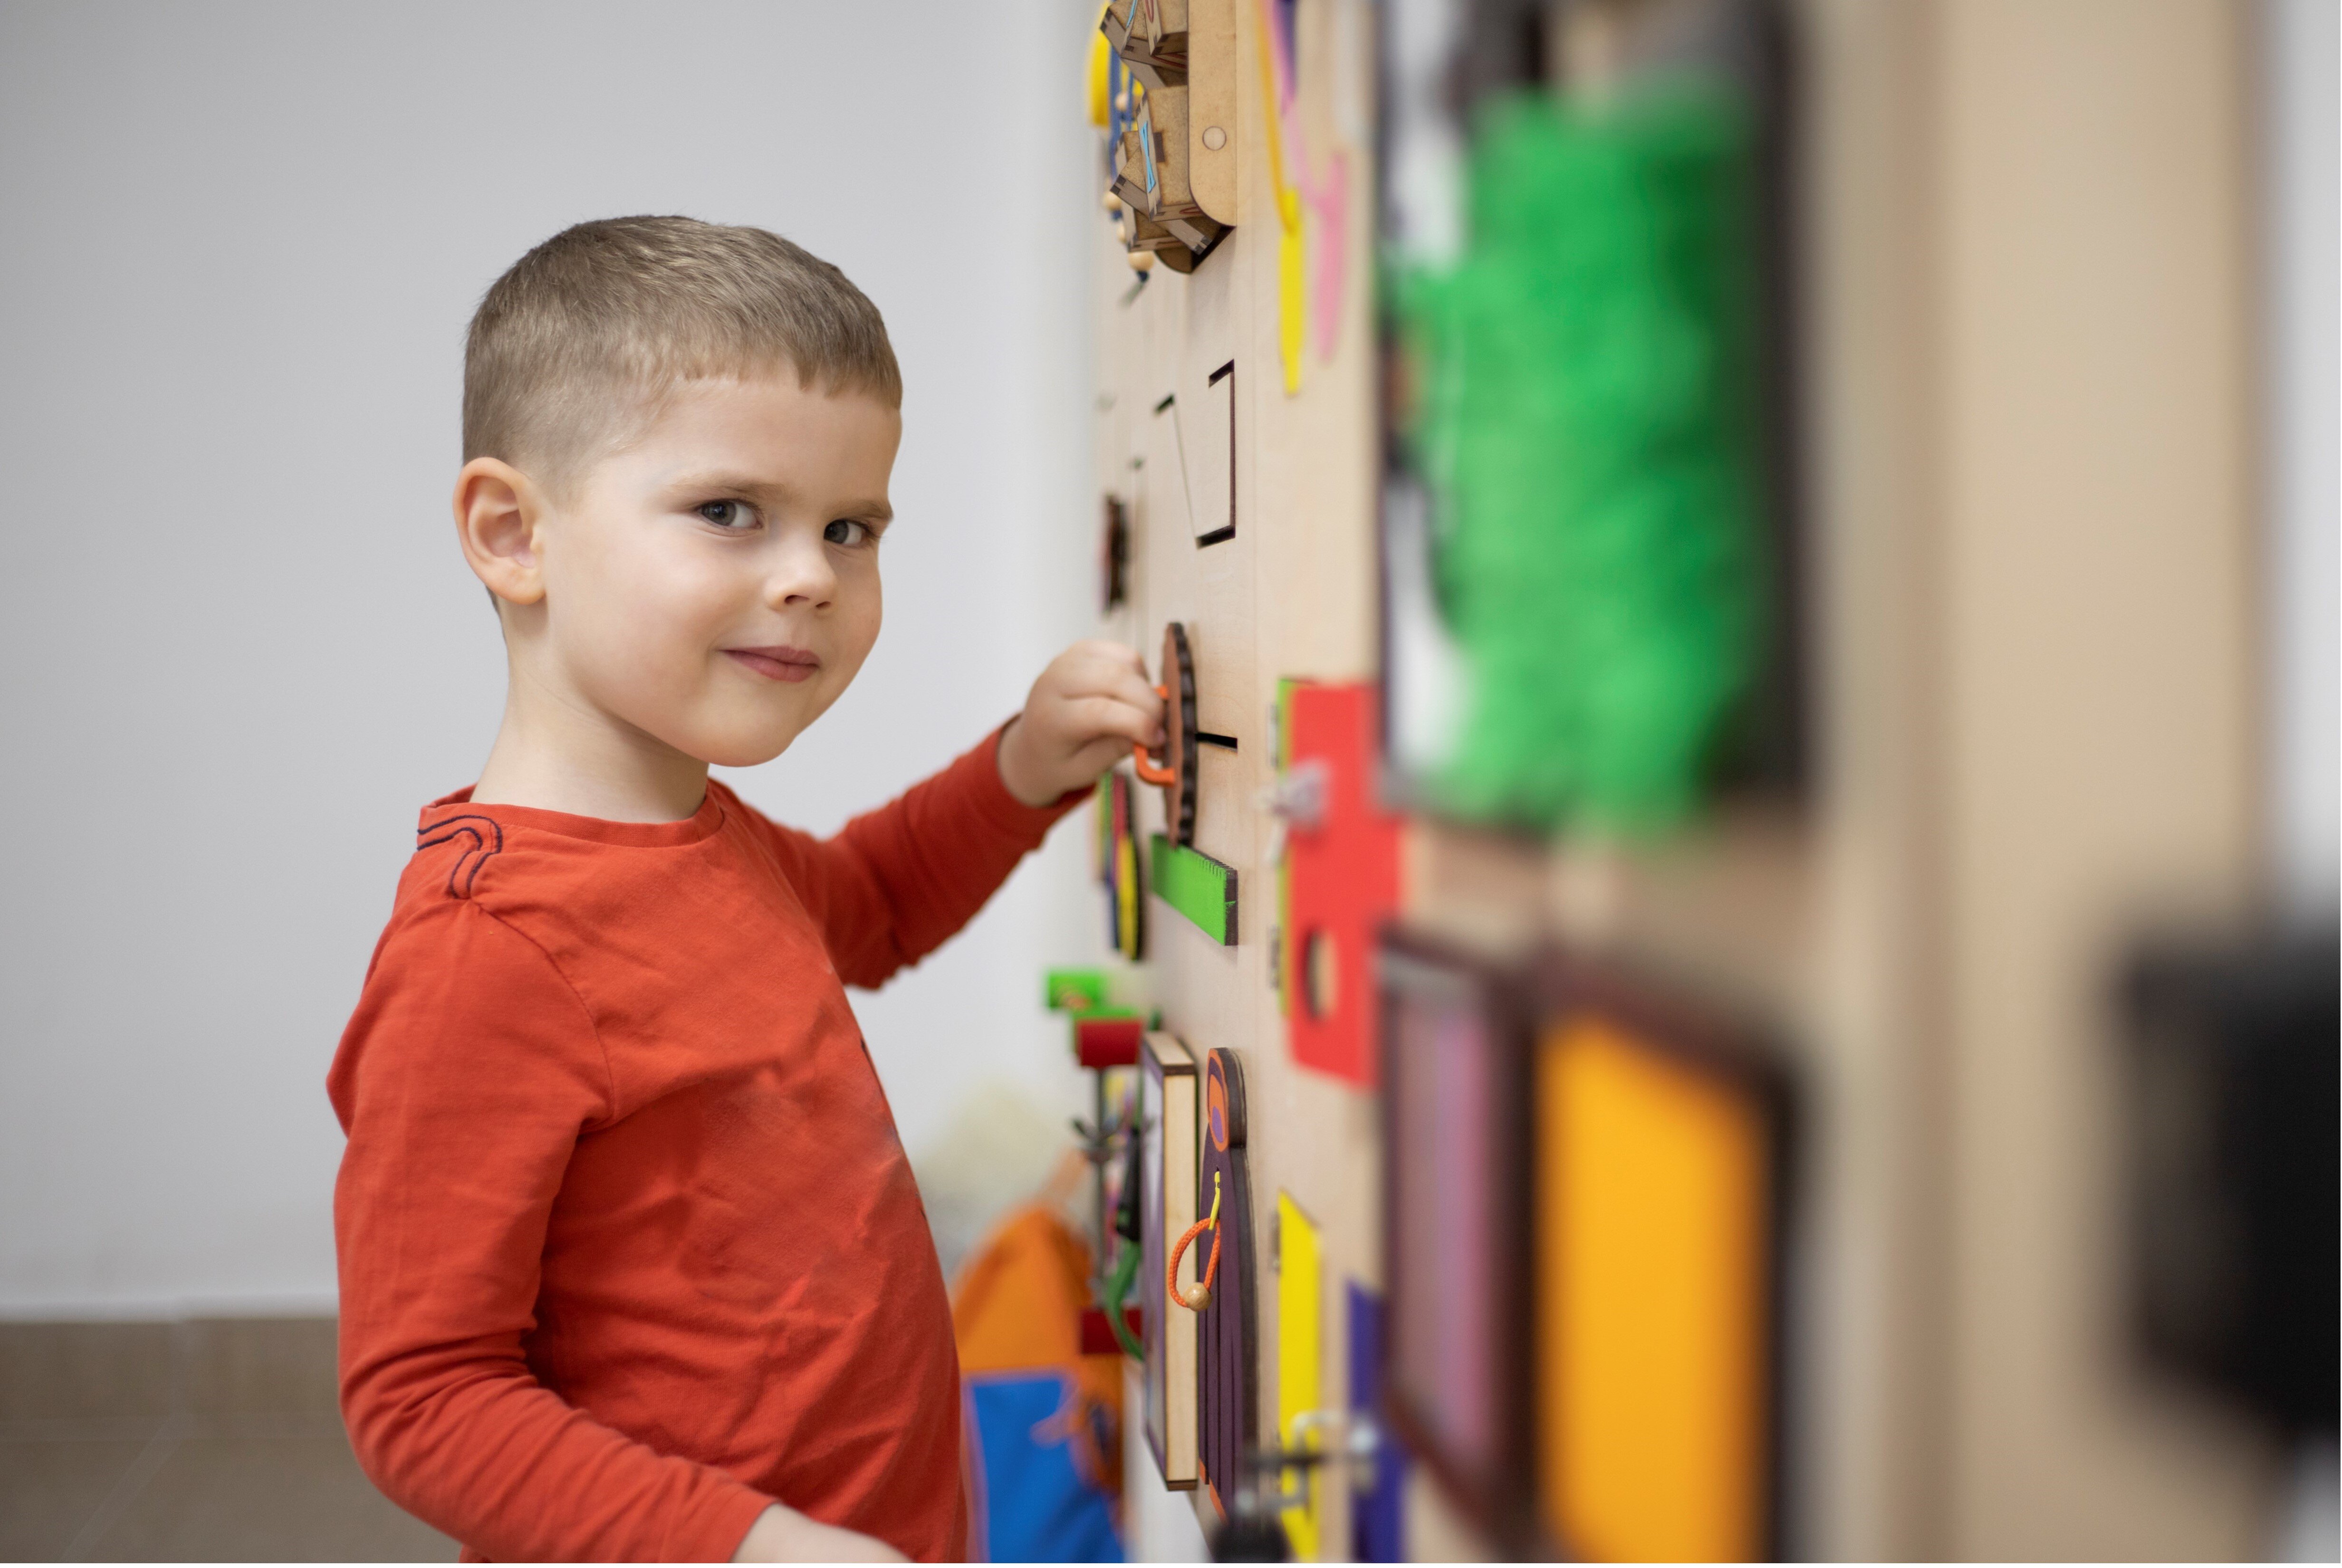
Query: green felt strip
1151 834 1238 945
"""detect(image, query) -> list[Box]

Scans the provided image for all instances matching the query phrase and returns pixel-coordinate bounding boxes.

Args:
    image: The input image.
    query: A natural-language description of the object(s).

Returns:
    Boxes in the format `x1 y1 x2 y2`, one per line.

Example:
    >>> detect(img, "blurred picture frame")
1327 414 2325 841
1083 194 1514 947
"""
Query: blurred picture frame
1378 926 1797 1558
1377 928 1540 1540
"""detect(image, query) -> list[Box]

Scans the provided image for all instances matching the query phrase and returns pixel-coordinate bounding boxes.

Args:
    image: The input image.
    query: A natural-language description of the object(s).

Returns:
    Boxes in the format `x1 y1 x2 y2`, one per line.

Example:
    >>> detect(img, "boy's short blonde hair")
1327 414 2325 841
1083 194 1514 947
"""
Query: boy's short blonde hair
463 216 901 494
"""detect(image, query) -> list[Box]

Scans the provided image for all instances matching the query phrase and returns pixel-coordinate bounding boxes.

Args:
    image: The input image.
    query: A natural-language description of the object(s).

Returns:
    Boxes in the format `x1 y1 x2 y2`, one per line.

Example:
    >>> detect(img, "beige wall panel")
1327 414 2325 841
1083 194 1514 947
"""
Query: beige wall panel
1935 0 2277 1557
1797 0 1957 1557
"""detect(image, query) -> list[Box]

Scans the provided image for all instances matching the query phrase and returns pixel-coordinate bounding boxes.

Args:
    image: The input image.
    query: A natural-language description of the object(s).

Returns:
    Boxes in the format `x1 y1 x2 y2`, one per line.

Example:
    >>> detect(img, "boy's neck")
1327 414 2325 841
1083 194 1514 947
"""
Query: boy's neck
470 667 712 824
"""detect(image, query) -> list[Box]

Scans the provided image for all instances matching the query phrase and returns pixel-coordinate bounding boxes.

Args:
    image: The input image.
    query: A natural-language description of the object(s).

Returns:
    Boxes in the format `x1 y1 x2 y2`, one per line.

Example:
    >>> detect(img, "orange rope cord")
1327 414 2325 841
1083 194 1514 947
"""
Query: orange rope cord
1168 1172 1224 1310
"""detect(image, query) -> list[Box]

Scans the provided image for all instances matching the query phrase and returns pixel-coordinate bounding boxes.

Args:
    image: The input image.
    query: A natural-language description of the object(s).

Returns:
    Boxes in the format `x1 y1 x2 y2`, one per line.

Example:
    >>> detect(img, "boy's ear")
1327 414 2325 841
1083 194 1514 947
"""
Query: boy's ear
453 458 548 607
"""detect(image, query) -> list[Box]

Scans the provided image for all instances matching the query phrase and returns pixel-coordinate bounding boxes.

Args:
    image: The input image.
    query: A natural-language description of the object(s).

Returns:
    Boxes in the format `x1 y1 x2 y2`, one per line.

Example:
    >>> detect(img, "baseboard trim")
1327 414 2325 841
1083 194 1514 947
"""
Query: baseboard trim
0 1292 338 1322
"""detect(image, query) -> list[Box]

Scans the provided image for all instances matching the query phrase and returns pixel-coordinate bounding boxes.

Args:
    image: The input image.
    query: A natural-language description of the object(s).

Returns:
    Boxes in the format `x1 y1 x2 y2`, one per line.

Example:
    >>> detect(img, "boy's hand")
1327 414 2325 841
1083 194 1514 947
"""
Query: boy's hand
733 1503 906 1563
997 640 1166 808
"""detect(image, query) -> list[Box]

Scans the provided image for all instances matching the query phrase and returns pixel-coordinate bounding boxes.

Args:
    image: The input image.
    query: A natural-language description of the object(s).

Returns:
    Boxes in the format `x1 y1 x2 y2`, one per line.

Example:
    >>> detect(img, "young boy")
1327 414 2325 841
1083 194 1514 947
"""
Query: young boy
327 217 1162 1563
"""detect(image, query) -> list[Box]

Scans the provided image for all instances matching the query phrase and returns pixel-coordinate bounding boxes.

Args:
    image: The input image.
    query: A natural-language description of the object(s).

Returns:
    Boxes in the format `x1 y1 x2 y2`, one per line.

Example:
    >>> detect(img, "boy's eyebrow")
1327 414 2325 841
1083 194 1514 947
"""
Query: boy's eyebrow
668 470 893 524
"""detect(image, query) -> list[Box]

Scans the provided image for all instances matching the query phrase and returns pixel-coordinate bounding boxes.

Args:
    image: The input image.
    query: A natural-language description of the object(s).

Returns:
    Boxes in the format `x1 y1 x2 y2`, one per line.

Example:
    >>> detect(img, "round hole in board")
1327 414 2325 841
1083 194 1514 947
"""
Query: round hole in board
1201 125 1228 151
1301 928 1338 1021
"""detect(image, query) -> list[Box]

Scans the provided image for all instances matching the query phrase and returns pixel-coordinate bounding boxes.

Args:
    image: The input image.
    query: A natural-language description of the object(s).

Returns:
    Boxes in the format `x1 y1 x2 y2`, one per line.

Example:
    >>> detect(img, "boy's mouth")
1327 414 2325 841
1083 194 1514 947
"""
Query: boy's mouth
723 645 822 684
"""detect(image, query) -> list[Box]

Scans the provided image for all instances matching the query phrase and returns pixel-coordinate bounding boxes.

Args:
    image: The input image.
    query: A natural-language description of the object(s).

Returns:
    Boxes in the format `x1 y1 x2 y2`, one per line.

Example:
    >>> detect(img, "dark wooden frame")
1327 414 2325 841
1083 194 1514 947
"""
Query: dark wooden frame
1375 927 1543 1547
1370 0 1813 827
1377 927 1799 1559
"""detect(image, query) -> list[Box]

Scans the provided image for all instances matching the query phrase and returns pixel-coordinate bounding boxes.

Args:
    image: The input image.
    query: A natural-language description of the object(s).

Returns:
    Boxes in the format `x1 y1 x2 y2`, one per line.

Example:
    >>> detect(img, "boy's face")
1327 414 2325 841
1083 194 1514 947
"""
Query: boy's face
528 374 899 769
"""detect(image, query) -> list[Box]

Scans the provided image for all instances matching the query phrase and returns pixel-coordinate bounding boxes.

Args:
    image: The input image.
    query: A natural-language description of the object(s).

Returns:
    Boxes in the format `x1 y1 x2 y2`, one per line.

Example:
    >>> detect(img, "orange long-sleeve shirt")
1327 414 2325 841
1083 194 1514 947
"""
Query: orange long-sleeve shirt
328 730 1076 1562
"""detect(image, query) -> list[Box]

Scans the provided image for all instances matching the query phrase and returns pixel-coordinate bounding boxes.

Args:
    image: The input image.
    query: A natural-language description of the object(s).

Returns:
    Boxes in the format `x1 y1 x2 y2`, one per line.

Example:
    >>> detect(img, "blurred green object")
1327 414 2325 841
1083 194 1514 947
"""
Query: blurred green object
1401 80 1766 830
1043 967 1107 1013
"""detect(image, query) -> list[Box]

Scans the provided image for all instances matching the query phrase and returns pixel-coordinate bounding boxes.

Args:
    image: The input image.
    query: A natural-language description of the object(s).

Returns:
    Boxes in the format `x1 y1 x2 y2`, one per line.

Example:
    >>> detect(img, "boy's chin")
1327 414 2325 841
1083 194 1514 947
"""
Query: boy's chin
655 690 833 770
682 720 805 772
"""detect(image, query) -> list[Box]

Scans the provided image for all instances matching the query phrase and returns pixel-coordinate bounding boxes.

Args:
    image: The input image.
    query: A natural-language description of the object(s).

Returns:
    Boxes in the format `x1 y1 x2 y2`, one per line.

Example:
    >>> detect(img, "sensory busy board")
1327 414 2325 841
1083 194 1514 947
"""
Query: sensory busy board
1046 0 2276 1560
1056 0 1813 1559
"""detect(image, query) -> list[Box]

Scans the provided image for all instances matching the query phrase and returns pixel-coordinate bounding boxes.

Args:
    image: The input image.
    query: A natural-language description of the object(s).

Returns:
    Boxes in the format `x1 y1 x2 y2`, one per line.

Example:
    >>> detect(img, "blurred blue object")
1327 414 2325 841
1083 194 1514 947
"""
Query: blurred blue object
965 1372 1126 1563
1349 1281 1407 1562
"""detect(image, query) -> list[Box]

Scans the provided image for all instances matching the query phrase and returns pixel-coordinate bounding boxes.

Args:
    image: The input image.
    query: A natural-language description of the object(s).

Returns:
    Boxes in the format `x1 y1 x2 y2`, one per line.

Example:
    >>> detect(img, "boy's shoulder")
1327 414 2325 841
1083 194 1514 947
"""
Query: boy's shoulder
336 782 840 1114
375 781 816 984
394 781 755 914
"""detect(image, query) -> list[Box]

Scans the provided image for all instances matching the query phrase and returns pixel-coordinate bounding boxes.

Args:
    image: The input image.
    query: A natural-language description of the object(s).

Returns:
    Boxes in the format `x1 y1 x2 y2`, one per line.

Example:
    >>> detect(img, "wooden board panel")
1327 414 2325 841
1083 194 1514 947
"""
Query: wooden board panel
1093 4 1382 1558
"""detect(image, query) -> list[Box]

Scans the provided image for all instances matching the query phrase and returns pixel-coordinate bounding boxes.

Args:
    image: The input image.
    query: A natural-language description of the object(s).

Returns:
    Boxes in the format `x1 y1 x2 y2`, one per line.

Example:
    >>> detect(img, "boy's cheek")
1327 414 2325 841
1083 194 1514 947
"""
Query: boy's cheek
556 556 879 765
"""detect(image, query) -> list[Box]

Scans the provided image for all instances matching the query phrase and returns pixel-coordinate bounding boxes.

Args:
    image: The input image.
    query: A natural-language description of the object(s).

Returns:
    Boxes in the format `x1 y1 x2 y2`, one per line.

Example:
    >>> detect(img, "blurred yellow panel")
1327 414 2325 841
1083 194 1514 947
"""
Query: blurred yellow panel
1085 19 1111 128
1276 1192 1323 1558
1537 1016 1766 1562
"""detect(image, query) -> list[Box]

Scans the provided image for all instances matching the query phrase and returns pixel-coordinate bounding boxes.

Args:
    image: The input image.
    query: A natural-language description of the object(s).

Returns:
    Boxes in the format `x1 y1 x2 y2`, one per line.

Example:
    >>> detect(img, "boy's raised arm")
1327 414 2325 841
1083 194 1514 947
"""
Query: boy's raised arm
329 901 774 1562
758 642 1162 989
756 725 1082 990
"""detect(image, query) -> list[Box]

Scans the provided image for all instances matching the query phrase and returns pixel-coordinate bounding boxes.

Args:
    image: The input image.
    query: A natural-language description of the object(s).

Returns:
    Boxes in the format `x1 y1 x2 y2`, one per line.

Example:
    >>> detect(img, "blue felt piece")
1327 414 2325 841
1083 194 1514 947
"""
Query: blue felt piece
966 1372 1125 1564
1348 1281 1409 1562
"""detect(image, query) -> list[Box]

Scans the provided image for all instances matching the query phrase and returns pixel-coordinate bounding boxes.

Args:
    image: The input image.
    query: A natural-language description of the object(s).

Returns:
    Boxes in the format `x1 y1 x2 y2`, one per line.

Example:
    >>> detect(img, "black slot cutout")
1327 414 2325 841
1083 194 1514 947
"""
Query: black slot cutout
1197 361 1236 548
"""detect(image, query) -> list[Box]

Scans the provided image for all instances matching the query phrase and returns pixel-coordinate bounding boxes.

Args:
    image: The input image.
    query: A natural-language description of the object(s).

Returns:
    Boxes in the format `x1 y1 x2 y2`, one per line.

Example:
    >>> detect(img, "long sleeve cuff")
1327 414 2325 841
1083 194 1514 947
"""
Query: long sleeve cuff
973 719 1094 845
669 1484 777 1564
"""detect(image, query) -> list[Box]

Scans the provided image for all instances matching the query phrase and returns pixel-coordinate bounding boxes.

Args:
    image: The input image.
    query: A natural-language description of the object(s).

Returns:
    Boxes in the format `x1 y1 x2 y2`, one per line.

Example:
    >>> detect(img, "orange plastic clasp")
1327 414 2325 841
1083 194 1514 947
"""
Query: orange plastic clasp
1132 682 1176 784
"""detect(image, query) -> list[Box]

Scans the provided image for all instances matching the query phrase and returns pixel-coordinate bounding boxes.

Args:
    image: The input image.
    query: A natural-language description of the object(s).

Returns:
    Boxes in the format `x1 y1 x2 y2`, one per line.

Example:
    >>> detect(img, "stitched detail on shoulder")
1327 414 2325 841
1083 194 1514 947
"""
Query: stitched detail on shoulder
470 904 621 1125
415 814 504 899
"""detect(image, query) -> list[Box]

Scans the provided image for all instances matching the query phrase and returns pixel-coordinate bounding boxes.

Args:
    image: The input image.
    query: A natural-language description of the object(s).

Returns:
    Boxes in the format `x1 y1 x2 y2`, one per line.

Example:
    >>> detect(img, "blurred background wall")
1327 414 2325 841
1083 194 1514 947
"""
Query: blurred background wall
0 0 1100 1318
2266 0 2339 916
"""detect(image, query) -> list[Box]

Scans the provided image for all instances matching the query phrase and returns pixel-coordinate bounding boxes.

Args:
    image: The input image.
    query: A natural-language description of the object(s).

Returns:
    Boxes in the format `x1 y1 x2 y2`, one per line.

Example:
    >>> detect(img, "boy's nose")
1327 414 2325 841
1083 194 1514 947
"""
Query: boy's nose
764 549 836 610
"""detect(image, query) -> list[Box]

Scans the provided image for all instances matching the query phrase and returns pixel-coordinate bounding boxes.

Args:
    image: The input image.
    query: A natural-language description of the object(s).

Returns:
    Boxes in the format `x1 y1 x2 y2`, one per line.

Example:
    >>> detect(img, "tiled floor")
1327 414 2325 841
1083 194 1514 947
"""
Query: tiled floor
0 1319 455 1562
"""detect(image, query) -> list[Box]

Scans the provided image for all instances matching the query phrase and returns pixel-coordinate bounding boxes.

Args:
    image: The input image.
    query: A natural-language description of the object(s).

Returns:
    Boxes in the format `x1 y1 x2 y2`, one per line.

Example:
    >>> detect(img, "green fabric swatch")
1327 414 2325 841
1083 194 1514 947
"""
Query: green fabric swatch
1399 79 1766 831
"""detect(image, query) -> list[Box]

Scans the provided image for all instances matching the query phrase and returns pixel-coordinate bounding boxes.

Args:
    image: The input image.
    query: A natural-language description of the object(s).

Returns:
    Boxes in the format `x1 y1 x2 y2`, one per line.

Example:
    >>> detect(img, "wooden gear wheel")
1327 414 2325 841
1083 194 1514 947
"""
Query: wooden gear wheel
1133 621 1199 846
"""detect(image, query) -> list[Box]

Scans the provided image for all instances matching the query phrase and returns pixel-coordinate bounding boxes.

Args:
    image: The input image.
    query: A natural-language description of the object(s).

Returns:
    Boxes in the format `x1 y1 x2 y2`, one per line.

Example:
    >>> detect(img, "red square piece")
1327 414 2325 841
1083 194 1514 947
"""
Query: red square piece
1073 1013 1144 1069
1078 1305 1145 1357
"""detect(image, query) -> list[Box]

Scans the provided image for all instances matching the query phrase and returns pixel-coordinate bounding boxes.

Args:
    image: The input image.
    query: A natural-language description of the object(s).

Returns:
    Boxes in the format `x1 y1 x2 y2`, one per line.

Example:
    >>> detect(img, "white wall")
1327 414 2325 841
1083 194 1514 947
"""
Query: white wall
0 0 1103 1315
2261 0 2340 914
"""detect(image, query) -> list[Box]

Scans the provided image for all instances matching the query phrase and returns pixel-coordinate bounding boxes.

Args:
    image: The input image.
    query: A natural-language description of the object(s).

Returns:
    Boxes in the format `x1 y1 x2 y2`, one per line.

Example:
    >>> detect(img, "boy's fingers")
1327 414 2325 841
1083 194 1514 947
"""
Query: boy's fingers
1068 733 1135 780
1055 650 1159 710
1062 642 1155 698
1062 694 1159 747
1068 638 1147 677
1103 669 1166 719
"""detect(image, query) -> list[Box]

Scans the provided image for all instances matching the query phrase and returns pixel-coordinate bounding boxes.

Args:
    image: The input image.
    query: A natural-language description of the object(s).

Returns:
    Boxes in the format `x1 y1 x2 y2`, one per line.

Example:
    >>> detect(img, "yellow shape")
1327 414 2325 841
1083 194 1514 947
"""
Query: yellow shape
1250 0 1307 394
1114 831 1139 960
1276 1191 1323 1558
1277 221 1307 395
1086 10 1111 128
1538 1017 1766 1562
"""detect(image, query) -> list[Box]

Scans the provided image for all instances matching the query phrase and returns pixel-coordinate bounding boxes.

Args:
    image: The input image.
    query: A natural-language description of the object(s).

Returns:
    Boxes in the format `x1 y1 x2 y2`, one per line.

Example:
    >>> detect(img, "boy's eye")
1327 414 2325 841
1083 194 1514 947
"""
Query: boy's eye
825 519 873 547
696 500 757 529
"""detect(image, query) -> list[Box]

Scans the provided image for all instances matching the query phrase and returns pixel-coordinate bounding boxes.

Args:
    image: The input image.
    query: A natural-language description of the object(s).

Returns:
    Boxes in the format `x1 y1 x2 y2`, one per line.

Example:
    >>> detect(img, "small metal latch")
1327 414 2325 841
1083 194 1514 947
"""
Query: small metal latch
1261 761 1329 830
1258 760 1329 870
